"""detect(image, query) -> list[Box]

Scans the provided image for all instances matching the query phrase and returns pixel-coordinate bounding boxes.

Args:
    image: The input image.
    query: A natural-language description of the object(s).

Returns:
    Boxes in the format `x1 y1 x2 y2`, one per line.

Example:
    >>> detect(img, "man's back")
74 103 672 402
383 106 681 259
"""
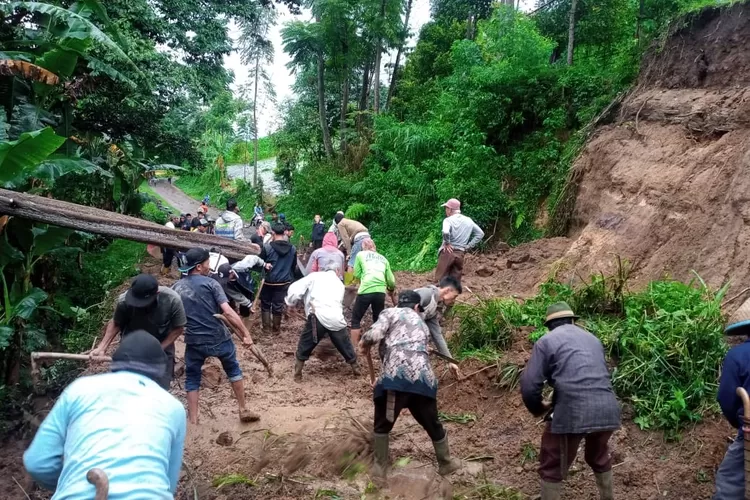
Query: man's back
24 371 185 499
524 324 620 434
442 213 484 250
172 274 229 345
113 287 184 343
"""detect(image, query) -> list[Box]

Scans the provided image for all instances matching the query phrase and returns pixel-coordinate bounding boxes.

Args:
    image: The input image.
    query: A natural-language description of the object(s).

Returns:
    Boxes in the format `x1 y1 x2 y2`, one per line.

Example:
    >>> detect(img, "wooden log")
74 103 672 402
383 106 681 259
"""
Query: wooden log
0 188 259 260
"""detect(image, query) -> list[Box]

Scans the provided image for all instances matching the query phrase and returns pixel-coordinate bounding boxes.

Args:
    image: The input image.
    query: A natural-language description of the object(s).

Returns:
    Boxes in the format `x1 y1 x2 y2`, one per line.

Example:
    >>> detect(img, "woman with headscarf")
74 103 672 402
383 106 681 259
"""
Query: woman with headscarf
350 238 396 346
306 232 346 277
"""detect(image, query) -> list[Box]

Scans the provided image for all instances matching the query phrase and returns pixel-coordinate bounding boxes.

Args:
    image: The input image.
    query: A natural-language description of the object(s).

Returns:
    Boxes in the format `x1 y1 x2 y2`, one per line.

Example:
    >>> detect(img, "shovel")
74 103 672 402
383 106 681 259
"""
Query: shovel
214 313 274 376
736 387 750 500
31 352 111 394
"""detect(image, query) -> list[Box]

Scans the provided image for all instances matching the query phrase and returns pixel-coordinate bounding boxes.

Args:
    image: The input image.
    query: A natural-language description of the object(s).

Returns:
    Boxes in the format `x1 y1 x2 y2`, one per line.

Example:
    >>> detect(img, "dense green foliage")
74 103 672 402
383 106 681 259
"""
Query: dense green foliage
0 0 297 392
227 136 276 164
273 0 730 270
451 268 728 434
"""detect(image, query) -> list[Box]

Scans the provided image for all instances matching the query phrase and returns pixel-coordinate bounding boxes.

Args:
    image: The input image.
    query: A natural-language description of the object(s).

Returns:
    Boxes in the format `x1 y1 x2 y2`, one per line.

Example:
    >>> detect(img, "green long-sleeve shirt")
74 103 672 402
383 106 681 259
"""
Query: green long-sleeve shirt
353 250 396 295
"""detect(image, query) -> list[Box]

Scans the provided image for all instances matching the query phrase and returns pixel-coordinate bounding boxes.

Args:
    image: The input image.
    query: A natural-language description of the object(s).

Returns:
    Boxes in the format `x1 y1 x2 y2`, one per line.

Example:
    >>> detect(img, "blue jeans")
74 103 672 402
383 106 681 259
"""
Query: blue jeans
185 339 243 392
347 234 369 268
714 436 744 499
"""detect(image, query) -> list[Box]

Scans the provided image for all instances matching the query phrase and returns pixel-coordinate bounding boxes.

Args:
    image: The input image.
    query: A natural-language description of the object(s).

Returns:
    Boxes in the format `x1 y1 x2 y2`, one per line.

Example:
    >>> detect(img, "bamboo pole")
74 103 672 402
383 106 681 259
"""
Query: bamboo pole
0 188 260 260
30 352 112 393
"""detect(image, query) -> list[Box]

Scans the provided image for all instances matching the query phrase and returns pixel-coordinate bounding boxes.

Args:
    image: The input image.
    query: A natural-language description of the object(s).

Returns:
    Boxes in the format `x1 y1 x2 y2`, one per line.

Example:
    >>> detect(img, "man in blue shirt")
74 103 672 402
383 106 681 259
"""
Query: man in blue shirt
24 331 186 499
173 247 260 424
714 311 750 499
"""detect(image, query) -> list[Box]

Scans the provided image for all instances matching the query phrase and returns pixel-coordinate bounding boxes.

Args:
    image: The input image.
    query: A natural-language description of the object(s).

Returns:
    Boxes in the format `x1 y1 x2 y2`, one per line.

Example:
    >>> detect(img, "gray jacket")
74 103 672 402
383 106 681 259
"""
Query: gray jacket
520 324 621 434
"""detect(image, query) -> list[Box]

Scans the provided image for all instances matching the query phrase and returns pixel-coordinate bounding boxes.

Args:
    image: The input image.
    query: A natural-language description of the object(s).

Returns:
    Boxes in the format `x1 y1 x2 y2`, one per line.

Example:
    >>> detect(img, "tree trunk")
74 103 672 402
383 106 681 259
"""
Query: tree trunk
567 0 578 66
340 76 349 152
0 188 261 259
357 57 371 130
386 0 413 111
253 55 260 187
373 46 381 113
373 0 386 114
315 15 334 158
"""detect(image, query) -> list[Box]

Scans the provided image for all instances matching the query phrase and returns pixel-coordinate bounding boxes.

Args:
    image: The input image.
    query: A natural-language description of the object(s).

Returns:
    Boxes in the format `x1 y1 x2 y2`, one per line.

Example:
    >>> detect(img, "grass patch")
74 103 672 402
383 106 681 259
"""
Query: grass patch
450 262 728 434
140 184 179 213
212 473 255 489
439 411 478 424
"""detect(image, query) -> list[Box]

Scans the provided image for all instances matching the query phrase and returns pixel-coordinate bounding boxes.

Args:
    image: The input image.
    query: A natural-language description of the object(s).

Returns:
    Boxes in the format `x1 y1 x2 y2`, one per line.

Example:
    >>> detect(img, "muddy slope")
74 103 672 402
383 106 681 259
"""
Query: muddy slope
563 3 750 291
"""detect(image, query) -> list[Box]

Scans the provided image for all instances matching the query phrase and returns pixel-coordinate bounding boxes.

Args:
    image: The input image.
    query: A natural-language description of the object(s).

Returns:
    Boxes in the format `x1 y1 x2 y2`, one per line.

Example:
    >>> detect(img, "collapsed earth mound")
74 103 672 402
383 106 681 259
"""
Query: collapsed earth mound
558 3 750 291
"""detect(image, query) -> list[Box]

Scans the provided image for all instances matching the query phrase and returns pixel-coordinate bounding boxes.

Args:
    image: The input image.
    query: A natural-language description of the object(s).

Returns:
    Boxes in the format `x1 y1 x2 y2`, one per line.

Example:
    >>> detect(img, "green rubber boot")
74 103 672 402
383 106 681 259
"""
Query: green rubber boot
371 433 389 480
595 471 614 500
433 434 462 476
261 311 271 331
541 481 562 500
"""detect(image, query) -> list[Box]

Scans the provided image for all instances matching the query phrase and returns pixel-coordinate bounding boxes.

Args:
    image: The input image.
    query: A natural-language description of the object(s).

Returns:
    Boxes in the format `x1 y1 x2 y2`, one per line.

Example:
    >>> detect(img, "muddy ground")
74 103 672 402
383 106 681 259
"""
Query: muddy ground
0 244 734 500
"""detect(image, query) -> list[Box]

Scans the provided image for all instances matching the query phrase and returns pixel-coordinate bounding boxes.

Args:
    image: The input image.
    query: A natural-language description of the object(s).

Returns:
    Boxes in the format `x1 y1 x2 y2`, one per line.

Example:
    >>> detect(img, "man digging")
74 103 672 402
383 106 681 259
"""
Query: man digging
359 290 463 481
414 276 463 379
173 248 260 424
520 302 620 500
92 274 185 388
285 262 361 381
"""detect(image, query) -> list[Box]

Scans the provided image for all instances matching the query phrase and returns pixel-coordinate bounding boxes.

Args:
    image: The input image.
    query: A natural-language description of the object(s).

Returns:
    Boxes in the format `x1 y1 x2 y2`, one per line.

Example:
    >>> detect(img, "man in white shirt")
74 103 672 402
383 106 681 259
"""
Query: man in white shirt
285 262 361 381
161 216 180 274
436 198 484 282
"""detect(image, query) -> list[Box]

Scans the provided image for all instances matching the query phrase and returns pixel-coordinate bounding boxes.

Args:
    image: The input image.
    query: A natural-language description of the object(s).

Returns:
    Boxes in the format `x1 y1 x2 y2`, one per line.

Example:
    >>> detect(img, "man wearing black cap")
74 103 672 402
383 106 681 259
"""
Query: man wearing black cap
520 302 620 500
261 222 303 332
25 331 186 499
173 247 260 424
359 290 463 481
92 274 186 387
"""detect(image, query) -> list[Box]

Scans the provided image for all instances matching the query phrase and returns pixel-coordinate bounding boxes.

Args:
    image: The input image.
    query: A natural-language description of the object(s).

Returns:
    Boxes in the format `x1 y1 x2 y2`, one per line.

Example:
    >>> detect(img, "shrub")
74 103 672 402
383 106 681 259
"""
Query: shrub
140 201 167 224
451 269 728 434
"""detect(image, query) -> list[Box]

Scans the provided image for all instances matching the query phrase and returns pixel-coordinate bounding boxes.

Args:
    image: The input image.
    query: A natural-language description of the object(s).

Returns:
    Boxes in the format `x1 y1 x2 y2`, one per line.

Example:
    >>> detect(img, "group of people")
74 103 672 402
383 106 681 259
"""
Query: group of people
35 193 745 499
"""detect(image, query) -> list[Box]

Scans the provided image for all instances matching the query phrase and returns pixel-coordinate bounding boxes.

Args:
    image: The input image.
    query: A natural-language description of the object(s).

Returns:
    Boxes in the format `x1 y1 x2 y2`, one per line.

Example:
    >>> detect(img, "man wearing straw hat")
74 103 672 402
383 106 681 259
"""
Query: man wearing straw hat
714 305 750 499
520 302 620 500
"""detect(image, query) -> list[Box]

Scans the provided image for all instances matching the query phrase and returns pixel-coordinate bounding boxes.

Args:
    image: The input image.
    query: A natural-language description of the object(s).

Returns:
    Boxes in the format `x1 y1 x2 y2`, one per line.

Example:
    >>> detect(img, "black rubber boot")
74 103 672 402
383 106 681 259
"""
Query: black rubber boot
261 311 271 331
294 359 304 382
272 314 282 332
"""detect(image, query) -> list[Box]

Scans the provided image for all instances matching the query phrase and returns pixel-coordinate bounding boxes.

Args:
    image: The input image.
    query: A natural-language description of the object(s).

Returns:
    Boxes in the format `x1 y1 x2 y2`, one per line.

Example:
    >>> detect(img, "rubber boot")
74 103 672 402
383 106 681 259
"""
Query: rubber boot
261 311 272 331
541 481 562 500
595 471 614 500
371 433 389 480
294 359 304 382
433 434 462 476
272 314 282 332
350 361 362 376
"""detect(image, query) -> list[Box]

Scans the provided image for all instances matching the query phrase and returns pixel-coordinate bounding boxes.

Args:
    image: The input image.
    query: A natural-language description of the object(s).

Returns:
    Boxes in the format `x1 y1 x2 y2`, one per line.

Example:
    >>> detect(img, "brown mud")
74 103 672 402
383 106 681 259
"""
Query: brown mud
0 250 733 500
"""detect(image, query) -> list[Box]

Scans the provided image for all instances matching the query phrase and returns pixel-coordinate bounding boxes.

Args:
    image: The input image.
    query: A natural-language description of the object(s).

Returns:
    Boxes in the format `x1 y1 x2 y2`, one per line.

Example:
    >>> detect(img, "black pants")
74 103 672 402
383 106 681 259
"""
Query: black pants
296 315 356 363
162 248 175 268
260 283 289 315
374 391 445 441
312 240 323 250
351 292 385 329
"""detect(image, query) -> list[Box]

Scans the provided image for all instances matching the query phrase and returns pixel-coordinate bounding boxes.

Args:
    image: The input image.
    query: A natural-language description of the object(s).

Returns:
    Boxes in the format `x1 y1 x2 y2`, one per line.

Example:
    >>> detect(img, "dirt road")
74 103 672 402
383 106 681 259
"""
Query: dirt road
150 179 219 218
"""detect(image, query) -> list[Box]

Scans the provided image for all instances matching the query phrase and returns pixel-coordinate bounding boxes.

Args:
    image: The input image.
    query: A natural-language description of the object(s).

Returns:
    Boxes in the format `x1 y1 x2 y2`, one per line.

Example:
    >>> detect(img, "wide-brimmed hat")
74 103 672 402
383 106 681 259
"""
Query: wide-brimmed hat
725 297 750 336
544 302 578 325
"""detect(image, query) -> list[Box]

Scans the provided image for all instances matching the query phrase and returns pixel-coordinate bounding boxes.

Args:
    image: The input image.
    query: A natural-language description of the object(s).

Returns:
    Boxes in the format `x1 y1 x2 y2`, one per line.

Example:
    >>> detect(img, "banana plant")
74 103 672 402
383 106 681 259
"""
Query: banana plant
0 219 80 383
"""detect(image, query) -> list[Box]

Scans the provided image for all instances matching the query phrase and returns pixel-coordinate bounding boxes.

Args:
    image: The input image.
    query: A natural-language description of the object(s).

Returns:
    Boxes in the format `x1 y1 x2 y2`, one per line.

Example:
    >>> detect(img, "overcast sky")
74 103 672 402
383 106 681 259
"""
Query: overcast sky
223 0 536 136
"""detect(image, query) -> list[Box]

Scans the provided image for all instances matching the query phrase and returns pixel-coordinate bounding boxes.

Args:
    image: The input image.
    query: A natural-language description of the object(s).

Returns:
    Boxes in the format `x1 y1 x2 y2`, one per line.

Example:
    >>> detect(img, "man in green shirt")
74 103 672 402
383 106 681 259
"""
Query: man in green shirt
350 239 396 345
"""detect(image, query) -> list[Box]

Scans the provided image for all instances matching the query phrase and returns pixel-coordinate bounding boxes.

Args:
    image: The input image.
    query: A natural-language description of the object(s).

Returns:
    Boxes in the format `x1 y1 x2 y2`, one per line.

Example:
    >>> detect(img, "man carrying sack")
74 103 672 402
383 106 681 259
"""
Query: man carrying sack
285 262 361 381
713 300 750 499
520 302 620 500
25 331 186 499
91 274 186 387
173 248 260 425
359 290 463 481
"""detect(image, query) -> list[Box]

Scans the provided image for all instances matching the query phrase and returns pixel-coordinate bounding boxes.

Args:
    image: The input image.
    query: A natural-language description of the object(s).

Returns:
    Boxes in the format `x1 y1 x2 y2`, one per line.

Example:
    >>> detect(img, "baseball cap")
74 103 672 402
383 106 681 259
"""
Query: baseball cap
215 263 235 287
397 290 422 310
441 198 461 210
125 274 159 308
199 218 209 226
179 248 210 273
